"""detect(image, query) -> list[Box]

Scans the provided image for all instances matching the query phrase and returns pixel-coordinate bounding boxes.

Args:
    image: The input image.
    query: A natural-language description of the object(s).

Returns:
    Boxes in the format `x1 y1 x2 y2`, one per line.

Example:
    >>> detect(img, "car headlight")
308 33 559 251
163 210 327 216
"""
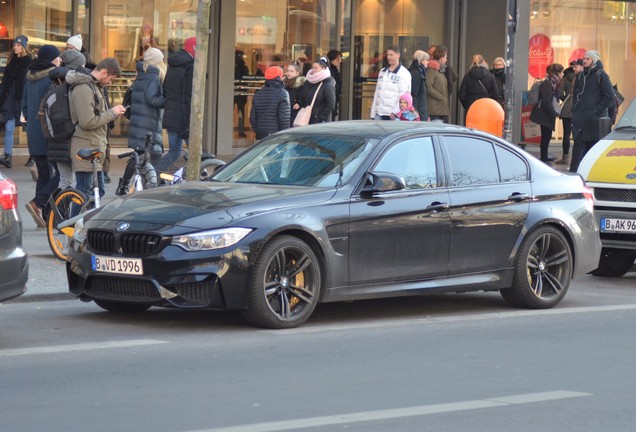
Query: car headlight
73 218 87 243
171 227 253 251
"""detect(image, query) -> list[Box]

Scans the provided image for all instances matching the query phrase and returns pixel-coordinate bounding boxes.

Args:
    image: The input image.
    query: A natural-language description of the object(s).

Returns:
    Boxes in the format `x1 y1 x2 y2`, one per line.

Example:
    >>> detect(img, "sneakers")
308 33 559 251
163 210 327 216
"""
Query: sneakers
0 154 12 168
25 200 46 229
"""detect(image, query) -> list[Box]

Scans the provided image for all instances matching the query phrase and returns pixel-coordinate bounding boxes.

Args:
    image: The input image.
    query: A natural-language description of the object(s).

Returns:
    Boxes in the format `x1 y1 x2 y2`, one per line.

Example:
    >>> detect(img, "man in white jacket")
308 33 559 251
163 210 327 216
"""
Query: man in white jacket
370 45 412 120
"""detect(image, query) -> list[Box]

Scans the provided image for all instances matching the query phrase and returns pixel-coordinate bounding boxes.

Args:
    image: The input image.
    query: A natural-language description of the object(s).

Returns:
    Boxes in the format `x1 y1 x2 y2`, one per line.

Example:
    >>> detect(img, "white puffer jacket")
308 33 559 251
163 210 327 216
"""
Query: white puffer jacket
370 64 412 118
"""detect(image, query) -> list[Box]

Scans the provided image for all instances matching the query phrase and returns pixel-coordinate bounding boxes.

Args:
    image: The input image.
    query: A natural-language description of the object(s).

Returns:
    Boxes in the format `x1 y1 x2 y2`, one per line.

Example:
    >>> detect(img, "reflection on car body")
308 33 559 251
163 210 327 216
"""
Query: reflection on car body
0 171 28 303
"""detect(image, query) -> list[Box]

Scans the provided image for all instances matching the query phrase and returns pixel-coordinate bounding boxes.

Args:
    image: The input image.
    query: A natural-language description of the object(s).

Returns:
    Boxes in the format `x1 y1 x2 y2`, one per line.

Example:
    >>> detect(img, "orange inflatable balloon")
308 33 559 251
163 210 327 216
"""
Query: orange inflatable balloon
465 98 505 137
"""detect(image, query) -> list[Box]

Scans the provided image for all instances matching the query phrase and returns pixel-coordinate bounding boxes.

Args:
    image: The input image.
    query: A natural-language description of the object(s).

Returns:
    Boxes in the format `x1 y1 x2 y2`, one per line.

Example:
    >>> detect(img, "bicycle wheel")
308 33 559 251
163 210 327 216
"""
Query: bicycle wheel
46 188 87 261
140 162 158 189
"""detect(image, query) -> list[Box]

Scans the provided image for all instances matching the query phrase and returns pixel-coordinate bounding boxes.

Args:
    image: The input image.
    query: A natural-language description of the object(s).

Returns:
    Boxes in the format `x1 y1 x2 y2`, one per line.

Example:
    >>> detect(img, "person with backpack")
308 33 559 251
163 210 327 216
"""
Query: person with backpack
569 50 616 173
67 58 126 199
21 44 61 228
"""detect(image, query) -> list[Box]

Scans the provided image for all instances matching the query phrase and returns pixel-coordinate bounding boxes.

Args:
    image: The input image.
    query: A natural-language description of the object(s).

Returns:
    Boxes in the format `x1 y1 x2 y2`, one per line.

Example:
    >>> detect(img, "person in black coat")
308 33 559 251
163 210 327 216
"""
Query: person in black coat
284 61 306 127
0 35 32 168
490 56 506 107
234 50 249 137
298 57 336 124
327 49 342 121
530 63 564 163
458 54 499 117
409 50 429 121
249 66 290 140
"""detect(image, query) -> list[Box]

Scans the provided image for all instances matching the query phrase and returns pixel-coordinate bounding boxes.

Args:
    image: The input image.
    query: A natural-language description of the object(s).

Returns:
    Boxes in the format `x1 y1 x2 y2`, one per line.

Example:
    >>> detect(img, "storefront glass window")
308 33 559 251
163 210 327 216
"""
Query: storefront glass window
18 0 72 53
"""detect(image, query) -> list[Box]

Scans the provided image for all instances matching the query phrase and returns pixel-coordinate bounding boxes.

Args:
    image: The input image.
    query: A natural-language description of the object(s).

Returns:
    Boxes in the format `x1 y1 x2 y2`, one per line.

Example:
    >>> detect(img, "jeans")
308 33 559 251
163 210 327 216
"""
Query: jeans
155 129 188 171
56 162 75 189
75 170 105 199
33 155 59 208
3 117 15 155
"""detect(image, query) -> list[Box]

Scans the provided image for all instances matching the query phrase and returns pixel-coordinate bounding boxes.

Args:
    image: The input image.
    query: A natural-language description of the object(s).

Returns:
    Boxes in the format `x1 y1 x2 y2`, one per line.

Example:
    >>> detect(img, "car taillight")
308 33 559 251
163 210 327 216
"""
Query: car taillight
0 178 18 210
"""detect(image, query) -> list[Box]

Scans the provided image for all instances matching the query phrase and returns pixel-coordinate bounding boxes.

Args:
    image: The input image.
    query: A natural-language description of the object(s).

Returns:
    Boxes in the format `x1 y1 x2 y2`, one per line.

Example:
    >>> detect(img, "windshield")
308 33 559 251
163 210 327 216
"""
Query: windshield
614 97 636 130
211 133 375 187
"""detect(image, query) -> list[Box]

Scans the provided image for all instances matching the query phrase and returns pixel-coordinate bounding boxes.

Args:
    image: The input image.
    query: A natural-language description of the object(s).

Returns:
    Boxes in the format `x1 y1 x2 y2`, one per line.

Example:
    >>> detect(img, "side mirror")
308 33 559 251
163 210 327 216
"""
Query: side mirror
360 171 406 196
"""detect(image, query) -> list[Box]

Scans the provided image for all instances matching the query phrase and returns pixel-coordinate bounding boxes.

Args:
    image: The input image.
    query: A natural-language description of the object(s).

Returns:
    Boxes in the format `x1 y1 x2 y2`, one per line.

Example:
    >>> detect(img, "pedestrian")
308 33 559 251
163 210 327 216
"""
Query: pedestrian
432 45 458 107
66 34 95 70
391 92 420 121
458 53 499 117
158 36 195 170
490 56 506 107
298 57 336 124
249 66 290 140
370 45 411 120
529 63 564 163
409 50 429 121
0 35 32 169
67 58 126 200
425 56 449 123
234 50 249 138
555 59 581 165
326 49 342 121
21 44 61 228
117 47 167 195
569 50 616 172
283 61 306 127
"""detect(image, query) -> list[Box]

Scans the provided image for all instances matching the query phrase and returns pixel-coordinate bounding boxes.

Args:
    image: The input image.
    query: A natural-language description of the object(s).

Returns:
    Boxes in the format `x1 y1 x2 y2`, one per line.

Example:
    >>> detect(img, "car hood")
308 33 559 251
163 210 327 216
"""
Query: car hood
578 136 636 184
87 182 337 232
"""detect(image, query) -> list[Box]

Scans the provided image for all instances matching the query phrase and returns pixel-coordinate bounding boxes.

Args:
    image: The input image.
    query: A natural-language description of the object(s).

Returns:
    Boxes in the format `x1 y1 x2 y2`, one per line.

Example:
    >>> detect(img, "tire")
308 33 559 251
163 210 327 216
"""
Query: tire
94 299 151 313
500 226 572 309
591 249 636 278
241 235 321 329
46 188 87 261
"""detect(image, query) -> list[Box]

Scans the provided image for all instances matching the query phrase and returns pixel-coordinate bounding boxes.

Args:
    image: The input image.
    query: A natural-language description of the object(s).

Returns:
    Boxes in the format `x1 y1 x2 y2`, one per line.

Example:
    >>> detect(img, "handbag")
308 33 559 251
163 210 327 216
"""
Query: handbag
293 82 323 127
552 96 562 116
122 85 133 119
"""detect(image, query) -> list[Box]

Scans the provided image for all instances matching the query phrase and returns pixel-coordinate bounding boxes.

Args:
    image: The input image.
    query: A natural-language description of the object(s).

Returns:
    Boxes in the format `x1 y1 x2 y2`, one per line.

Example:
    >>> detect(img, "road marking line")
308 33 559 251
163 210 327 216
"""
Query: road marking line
183 391 590 432
0 339 168 357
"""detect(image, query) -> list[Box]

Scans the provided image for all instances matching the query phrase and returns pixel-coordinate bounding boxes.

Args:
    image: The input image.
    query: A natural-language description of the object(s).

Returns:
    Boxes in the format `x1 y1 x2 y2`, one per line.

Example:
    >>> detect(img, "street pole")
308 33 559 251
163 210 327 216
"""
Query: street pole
503 0 518 142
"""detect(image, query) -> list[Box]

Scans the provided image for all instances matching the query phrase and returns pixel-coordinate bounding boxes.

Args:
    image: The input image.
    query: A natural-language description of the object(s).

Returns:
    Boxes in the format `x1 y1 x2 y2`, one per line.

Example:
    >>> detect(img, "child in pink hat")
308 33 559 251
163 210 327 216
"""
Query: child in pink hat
391 92 420 121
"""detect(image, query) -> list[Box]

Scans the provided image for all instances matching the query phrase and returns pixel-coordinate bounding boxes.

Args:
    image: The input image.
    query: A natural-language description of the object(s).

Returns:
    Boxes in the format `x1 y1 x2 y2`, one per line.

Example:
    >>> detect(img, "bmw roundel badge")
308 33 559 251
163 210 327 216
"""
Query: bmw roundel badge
117 222 130 231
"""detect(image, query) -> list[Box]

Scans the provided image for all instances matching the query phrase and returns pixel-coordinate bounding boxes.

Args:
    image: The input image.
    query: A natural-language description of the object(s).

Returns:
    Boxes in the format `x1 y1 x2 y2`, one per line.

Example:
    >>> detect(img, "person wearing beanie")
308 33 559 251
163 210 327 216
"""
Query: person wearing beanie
249 65 290 139
66 34 83 51
158 38 195 171
60 49 86 70
21 44 62 227
391 92 420 121
0 35 32 168
569 49 616 172
297 57 336 124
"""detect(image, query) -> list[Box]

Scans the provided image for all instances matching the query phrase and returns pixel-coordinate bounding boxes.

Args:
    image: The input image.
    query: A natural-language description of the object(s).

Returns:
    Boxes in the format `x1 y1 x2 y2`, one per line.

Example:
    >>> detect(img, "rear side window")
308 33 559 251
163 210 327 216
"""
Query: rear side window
495 145 529 182
444 136 499 186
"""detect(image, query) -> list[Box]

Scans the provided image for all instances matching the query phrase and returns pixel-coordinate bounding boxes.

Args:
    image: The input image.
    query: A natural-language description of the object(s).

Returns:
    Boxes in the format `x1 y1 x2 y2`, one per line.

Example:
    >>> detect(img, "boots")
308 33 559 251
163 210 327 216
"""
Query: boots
115 178 130 196
0 154 11 168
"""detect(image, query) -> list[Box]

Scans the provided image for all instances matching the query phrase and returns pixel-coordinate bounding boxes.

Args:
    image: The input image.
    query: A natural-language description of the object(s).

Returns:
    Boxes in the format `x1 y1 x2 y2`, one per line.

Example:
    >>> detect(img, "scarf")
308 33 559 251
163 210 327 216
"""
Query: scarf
306 67 331 84
428 60 440 71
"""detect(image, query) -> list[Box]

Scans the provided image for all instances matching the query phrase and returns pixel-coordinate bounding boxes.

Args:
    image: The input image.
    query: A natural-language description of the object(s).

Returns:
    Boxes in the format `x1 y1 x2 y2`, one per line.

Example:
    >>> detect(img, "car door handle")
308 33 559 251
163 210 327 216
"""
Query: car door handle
508 192 531 202
426 202 450 212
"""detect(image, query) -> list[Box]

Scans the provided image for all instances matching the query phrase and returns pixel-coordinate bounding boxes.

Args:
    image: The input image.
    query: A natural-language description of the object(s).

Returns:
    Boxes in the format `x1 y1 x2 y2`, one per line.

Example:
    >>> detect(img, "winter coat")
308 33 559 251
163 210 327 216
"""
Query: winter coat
0 54 31 121
67 71 118 172
425 68 449 117
529 77 560 130
298 76 336 124
162 49 193 134
559 68 575 119
571 60 615 142
370 64 411 118
21 59 55 157
329 63 342 117
491 68 506 106
249 78 290 140
458 66 499 112
284 75 306 127
409 60 427 120
128 62 166 150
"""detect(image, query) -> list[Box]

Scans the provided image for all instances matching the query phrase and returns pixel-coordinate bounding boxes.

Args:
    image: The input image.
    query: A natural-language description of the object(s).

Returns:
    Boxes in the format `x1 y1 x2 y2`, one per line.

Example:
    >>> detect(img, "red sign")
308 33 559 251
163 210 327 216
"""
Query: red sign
569 48 587 64
528 34 554 78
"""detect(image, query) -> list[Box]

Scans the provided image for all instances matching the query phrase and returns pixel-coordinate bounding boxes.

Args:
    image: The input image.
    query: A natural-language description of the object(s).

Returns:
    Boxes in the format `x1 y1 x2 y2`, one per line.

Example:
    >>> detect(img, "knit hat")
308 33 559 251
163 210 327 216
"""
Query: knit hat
67 34 83 51
265 66 283 80
14 35 28 50
183 37 196 58
585 50 600 65
61 50 85 69
37 45 60 63
143 47 164 66
399 92 413 107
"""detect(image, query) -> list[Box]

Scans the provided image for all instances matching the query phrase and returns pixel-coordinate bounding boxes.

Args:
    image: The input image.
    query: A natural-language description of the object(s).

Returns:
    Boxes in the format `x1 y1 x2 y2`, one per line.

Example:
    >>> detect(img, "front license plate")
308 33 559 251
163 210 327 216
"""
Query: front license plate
600 217 636 234
92 255 143 275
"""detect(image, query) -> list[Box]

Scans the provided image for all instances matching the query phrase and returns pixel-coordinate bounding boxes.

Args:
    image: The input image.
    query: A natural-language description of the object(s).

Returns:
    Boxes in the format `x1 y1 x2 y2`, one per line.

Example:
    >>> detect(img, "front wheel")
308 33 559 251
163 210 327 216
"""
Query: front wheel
46 188 87 261
591 249 636 278
242 235 321 329
94 299 151 313
500 226 572 309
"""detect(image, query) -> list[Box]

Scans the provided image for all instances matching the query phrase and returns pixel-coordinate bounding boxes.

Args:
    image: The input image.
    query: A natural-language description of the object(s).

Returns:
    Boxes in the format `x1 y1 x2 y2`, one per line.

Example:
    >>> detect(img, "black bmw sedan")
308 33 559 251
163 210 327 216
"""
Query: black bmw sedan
0 171 28 303
66 121 601 328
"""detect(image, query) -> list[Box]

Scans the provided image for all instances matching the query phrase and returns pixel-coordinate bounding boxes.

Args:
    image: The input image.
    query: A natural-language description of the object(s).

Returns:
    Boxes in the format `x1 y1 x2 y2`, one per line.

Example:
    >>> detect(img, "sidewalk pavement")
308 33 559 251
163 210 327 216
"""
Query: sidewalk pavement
5 139 570 301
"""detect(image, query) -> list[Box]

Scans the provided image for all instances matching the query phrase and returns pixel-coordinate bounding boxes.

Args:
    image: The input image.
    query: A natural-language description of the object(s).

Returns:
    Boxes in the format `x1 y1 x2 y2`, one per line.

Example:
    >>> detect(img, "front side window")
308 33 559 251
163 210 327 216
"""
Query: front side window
373 137 437 189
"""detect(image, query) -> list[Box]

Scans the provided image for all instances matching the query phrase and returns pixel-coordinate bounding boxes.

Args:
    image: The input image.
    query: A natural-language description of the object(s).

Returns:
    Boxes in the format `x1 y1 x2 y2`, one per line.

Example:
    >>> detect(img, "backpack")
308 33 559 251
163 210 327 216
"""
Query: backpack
38 81 99 141
527 79 543 105
596 71 623 124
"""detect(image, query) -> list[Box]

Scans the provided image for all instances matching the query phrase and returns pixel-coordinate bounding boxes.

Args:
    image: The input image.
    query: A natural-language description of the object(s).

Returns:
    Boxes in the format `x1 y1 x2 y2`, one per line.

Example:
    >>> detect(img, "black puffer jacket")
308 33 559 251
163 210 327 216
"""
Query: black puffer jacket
298 77 336 124
571 60 616 142
0 54 31 120
458 66 499 112
409 60 427 120
127 62 166 150
249 78 290 140
162 49 193 133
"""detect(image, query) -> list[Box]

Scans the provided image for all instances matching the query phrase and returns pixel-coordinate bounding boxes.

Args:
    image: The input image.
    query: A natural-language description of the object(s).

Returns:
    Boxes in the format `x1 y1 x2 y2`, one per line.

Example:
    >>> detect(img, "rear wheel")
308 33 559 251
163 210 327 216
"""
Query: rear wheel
46 188 87 261
591 249 636 278
501 226 572 309
94 299 151 313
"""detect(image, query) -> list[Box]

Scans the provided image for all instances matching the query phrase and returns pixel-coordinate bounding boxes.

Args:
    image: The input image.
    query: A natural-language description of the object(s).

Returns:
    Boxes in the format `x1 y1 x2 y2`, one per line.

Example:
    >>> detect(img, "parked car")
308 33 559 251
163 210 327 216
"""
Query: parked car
66 121 601 328
0 171 28 302
578 97 636 277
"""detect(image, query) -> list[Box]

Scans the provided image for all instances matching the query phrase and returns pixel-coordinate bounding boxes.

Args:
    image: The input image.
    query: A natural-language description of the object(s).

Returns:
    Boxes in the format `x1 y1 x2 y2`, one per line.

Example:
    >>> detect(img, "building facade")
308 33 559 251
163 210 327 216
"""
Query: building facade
1 0 634 158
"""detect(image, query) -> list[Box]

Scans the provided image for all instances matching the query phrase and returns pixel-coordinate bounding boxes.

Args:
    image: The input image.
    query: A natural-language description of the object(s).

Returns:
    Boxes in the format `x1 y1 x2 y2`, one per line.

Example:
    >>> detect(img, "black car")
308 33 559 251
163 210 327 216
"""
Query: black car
0 171 28 302
66 121 601 328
